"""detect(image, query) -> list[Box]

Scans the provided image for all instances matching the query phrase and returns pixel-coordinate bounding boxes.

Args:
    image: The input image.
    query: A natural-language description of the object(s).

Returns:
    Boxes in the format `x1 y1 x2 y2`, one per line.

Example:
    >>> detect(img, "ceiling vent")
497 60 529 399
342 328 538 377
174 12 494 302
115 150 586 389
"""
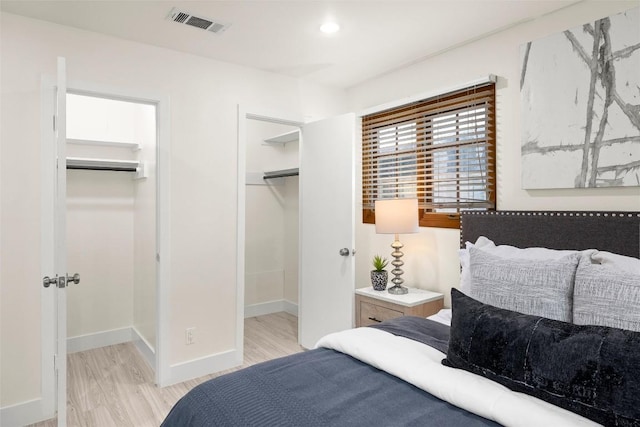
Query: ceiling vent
167 8 231 35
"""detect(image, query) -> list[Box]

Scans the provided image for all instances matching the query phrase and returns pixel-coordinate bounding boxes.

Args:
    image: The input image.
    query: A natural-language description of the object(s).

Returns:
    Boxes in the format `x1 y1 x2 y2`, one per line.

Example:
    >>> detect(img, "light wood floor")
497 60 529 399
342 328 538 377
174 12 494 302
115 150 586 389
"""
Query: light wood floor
29 312 303 427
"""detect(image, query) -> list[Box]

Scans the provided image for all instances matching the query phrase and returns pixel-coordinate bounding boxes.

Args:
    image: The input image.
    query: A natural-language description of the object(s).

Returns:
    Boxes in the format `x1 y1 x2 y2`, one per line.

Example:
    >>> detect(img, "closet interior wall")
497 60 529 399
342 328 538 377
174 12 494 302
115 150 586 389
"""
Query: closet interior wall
66 94 156 359
245 119 299 317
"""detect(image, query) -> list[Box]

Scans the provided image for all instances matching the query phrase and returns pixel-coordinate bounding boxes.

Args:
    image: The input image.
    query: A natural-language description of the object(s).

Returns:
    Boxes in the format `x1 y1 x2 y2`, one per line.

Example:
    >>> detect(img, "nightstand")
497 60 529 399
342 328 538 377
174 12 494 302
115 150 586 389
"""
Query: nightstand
355 287 444 327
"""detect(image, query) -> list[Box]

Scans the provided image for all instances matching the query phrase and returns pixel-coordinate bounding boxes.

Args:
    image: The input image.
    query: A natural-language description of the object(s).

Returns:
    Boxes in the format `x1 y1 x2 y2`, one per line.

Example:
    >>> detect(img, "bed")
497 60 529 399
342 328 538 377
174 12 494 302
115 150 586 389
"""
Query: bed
162 210 640 427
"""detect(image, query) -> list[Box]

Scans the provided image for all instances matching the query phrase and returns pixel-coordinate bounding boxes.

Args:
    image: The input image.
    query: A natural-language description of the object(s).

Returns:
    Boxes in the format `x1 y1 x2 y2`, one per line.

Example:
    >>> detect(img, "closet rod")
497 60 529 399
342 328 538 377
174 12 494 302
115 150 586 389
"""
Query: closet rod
67 165 138 172
66 157 146 179
263 169 299 180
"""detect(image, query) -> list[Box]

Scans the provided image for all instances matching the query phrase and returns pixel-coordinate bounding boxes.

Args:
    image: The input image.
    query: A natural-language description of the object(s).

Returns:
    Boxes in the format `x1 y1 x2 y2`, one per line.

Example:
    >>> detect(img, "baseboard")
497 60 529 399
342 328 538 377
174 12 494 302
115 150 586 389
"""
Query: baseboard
245 300 299 318
165 349 239 387
132 327 155 369
0 398 53 427
68 327 156 370
67 327 133 353
283 300 298 316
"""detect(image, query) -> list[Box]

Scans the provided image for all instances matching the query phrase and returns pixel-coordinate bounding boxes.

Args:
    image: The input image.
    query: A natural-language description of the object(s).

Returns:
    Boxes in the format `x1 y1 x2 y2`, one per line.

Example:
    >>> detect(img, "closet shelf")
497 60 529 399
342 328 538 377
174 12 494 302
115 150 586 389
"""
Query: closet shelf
67 138 140 151
66 157 146 179
263 130 299 145
263 168 299 180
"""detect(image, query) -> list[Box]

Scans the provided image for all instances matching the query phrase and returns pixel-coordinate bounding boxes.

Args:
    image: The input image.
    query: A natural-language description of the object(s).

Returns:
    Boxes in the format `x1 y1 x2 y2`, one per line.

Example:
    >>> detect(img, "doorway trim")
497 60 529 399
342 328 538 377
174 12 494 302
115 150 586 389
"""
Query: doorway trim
236 105 304 360
38 77 171 422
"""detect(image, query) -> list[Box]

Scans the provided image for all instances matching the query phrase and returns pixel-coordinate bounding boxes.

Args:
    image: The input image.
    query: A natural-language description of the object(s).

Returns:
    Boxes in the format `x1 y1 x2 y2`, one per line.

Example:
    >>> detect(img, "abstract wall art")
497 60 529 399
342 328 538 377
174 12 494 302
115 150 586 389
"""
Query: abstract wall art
520 7 639 189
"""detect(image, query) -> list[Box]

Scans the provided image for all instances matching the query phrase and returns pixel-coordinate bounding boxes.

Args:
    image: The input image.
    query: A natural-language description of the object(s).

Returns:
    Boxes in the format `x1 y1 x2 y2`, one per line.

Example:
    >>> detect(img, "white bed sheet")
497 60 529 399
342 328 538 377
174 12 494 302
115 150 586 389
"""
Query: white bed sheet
317 322 599 427
427 308 452 326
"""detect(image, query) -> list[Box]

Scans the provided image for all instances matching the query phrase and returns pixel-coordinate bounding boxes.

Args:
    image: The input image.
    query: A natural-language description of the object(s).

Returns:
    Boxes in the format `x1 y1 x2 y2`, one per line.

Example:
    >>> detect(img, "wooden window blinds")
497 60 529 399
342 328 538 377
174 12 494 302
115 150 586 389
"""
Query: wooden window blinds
362 82 496 229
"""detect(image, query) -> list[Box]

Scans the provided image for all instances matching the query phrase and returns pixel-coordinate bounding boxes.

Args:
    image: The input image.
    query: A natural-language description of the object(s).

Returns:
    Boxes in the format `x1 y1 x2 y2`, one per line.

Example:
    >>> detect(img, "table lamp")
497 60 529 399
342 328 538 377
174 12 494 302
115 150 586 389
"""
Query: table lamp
374 198 419 295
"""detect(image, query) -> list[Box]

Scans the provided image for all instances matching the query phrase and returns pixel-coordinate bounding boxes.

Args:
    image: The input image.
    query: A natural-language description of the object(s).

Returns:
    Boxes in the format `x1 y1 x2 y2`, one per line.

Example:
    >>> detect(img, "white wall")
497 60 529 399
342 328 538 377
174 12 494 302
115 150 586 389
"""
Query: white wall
348 1 640 307
67 94 139 144
133 103 157 351
244 120 299 313
0 11 346 416
66 169 135 339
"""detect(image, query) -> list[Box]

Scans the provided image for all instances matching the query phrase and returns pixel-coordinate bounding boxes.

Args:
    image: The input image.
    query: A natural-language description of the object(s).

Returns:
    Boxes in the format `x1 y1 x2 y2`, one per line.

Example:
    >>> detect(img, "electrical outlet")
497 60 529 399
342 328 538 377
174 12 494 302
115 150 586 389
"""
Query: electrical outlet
185 327 195 345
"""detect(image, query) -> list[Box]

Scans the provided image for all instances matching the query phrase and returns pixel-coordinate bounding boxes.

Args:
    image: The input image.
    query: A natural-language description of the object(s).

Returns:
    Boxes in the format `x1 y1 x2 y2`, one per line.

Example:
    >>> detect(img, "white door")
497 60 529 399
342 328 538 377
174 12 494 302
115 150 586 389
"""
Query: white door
42 57 69 427
54 56 69 427
299 113 356 349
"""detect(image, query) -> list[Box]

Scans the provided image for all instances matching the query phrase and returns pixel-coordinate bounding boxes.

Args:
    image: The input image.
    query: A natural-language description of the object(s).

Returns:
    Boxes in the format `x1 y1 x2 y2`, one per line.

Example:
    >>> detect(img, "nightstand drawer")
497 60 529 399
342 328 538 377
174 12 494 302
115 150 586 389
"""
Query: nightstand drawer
359 300 403 326
354 287 444 327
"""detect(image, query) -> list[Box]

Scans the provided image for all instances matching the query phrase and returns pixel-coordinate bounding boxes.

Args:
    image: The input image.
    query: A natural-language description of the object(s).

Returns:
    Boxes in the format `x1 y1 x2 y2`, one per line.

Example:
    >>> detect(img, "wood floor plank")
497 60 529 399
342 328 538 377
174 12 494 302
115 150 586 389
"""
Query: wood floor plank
67 351 106 414
27 312 303 427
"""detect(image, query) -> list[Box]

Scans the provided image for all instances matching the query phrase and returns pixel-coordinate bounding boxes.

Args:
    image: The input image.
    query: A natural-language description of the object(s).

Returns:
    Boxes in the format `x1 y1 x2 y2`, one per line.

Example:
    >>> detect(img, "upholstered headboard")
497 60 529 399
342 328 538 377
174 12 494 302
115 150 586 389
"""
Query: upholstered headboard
460 211 640 258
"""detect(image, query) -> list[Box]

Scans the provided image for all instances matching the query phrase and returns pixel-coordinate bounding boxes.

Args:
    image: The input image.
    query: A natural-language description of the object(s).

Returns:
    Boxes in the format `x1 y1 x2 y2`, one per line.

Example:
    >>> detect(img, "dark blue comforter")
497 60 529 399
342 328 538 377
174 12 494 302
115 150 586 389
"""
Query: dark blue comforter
162 317 499 427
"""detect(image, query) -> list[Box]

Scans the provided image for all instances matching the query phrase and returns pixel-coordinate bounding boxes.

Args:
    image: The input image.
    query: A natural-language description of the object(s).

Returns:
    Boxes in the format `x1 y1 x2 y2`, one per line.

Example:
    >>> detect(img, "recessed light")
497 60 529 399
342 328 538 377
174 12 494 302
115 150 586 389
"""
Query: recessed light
320 22 340 34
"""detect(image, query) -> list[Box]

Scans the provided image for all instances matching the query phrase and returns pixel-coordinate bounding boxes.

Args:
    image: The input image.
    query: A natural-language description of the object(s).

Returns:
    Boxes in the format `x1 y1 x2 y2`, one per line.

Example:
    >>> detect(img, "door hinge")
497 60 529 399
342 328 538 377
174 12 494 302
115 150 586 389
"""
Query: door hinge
53 115 56 131
53 354 58 371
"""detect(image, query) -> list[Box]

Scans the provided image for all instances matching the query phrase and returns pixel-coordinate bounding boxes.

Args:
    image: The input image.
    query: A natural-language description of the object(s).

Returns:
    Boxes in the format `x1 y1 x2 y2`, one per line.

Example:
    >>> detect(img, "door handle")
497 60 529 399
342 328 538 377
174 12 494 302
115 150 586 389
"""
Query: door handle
43 276 56 288
339 248 356 256
43 274 78 288
43 275 66 288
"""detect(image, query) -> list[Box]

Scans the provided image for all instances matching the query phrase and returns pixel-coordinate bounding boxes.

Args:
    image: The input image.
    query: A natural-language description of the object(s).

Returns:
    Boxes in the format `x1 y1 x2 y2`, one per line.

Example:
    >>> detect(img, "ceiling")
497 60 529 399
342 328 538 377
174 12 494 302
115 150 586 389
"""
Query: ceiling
0 0 580 88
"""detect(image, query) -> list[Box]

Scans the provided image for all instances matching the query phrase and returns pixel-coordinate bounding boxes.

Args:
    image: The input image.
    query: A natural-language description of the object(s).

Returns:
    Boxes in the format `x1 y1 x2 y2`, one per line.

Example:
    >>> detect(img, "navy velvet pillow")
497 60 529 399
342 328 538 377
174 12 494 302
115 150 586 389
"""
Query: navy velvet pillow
443 288 640 426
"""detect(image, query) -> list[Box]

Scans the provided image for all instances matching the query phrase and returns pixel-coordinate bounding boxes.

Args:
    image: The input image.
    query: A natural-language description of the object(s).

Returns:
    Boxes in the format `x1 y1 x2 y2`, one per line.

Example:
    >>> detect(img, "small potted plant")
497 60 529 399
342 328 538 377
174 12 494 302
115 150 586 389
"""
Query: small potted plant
371 255 389 291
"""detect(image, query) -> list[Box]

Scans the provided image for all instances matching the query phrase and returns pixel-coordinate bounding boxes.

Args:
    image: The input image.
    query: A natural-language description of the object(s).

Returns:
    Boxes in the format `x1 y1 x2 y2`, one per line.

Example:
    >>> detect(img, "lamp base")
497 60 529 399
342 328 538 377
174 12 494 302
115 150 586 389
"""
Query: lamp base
387 284 408 295
387 235 407 295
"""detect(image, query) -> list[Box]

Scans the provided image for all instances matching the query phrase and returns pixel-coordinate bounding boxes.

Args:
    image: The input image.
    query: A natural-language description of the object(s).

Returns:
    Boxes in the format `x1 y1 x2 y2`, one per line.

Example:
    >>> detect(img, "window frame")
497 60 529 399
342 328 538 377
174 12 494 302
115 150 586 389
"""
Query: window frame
361 83 496 229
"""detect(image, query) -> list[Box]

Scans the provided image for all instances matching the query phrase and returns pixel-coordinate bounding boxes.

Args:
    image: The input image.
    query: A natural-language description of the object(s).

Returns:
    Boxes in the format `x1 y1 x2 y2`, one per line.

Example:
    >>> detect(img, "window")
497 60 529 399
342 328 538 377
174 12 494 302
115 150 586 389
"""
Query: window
362 82 496 229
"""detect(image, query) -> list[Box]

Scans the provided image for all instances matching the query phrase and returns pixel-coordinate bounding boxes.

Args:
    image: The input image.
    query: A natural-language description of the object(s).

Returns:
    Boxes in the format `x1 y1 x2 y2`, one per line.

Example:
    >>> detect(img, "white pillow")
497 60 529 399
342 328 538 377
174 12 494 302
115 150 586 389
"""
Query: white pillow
458 236 587 293
591 250 640 275
426 308 452 326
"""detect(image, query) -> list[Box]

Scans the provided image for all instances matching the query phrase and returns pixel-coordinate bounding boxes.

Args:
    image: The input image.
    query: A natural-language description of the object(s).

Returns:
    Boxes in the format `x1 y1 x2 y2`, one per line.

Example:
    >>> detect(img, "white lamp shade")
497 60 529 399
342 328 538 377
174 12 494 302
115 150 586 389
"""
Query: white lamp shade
374 198 419 234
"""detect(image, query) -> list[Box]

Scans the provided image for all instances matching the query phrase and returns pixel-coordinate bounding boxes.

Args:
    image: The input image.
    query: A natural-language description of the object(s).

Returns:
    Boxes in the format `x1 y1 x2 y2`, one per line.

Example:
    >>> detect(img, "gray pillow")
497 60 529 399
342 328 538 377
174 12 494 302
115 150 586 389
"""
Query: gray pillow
469 247 580 322
574 255 640 332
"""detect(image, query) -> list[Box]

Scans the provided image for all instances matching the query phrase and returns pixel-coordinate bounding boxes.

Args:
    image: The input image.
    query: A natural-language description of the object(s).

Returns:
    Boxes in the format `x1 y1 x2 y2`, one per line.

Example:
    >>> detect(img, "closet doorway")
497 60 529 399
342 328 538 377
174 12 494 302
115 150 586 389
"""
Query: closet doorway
237 108 356 357
40 60 171 424
243 117 301 355
65 92 158 373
